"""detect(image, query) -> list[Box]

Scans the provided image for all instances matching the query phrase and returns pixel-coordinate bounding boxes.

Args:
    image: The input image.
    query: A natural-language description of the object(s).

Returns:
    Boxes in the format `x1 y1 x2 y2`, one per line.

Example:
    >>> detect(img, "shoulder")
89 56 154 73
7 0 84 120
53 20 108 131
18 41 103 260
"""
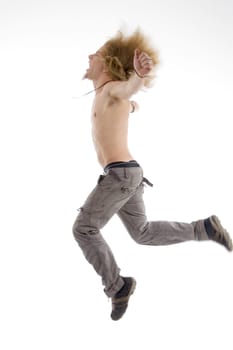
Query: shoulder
104 80 122 91
103 81 124 99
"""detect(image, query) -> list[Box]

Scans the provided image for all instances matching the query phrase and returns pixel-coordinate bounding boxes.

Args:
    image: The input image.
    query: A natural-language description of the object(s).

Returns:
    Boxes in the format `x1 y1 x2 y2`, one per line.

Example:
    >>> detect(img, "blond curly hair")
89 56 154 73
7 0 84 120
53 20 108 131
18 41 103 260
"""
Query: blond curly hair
102 29 159 88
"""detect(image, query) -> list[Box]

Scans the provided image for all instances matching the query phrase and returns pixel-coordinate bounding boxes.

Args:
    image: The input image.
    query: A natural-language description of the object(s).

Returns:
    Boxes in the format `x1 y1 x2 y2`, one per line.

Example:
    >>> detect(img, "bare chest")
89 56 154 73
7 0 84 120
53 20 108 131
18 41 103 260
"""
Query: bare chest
91 93 113 120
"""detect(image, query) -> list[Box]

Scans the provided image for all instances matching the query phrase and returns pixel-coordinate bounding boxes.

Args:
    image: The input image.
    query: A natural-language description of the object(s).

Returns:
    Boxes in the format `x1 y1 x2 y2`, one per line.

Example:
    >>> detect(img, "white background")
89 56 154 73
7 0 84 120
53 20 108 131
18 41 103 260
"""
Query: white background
0 0 232 349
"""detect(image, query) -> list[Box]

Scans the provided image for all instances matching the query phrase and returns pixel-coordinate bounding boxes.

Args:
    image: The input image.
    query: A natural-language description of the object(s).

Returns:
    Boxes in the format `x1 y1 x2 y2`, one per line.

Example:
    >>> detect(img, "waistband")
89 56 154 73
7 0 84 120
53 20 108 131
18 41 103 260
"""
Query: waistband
103 160 153 187
104 160 140 173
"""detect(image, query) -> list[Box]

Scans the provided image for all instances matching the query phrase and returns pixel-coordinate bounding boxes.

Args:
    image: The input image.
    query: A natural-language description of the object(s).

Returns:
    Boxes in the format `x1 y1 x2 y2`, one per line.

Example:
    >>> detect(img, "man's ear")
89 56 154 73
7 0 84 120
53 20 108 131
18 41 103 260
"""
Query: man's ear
102 61 109 73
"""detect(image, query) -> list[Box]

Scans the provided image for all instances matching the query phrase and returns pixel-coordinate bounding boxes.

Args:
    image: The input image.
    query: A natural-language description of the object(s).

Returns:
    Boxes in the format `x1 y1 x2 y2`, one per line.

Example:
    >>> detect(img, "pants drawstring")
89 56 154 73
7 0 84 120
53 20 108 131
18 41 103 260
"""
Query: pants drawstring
142 177 153 187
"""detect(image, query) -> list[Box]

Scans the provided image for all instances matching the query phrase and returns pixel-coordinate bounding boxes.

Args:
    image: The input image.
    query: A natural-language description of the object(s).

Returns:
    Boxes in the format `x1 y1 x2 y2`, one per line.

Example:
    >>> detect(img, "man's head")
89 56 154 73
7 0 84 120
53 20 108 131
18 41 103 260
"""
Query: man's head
85 28 159 87
84 48 108 81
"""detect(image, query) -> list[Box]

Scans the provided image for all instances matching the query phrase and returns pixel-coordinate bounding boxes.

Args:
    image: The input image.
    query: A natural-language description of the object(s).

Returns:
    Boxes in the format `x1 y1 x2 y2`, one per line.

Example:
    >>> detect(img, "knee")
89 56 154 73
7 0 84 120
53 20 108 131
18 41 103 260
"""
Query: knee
128 224 149 245
134 235 147 245
127 229 146 245
72 219 88 242
72 211 98 241
72 209 86 241
72 219 81 240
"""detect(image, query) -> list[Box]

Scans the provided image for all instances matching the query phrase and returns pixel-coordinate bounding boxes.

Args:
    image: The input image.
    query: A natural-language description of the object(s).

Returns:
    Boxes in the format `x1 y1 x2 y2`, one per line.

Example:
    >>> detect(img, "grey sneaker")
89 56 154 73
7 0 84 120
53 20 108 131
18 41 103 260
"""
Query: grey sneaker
204 215 233 252
111 277 136 321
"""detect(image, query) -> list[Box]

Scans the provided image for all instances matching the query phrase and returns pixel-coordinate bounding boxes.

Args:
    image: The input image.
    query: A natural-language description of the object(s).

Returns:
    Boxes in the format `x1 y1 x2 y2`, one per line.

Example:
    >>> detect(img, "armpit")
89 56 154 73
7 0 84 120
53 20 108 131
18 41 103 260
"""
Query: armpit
107 95 119 107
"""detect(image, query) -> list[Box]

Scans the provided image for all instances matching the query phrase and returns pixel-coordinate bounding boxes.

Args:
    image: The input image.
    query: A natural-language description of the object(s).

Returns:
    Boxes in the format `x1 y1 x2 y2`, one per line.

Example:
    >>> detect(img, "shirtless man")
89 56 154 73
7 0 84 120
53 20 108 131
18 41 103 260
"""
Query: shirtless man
72 30 232 321
89 47 145 167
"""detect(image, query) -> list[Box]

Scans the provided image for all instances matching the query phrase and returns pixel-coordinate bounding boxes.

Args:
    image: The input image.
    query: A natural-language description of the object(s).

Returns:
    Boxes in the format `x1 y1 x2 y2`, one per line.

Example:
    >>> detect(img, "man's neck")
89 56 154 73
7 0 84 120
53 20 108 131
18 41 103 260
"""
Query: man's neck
93 78 113 95
93 73 112 90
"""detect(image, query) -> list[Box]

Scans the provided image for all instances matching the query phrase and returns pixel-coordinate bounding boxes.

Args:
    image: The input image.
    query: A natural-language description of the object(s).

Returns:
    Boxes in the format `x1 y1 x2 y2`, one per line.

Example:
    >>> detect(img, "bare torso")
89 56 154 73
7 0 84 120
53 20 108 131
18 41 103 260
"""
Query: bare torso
91 86 134 168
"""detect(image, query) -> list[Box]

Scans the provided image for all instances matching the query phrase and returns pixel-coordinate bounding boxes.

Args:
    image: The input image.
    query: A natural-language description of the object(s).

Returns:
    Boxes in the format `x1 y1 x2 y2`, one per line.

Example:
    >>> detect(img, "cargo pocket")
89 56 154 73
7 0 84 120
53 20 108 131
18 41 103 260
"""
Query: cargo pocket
97 173 114 191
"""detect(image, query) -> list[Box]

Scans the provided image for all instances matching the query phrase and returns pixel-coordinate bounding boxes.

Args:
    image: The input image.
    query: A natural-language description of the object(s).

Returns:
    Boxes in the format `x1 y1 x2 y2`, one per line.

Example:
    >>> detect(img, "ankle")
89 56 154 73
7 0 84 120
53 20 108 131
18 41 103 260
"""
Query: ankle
204 218 214 238
192 219 209 241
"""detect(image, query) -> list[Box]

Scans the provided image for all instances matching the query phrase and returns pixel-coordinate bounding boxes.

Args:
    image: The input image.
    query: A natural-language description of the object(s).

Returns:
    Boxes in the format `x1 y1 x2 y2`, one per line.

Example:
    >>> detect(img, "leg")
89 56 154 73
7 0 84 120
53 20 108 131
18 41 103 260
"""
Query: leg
72 168 143 297
117 182 209 246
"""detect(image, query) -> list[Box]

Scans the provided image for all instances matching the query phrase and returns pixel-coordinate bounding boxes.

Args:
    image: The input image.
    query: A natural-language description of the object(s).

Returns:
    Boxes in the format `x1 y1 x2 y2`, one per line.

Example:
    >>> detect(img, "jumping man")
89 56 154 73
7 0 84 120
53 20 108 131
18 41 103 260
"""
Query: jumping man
72 29 233 321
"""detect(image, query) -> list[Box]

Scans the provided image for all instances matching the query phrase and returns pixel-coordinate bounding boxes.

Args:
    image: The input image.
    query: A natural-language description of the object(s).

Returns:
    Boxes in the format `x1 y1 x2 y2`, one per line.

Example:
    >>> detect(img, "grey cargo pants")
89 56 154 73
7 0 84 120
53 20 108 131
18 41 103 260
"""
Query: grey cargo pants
72 161 208 297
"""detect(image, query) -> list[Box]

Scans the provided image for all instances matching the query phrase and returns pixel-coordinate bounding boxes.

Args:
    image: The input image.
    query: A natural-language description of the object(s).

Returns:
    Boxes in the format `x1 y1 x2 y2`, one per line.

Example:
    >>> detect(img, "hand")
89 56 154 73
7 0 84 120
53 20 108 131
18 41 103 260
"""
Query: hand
133 49 153 78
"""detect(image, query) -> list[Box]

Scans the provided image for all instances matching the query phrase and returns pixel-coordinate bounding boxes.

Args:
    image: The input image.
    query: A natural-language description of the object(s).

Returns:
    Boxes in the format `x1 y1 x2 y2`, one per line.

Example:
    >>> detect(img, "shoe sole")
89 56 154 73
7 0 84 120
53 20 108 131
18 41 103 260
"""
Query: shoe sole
209 215 233 251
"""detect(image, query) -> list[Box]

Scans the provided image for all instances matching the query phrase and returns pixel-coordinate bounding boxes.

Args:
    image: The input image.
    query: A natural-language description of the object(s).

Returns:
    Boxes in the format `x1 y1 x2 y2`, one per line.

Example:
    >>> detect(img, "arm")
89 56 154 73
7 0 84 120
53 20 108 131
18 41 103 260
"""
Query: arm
108 49 154 99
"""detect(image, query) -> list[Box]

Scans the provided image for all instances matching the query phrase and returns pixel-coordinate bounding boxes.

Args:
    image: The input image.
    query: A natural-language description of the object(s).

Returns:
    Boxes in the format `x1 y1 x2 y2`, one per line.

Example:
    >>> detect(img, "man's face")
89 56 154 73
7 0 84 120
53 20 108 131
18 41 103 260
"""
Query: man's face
84 47 106 80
